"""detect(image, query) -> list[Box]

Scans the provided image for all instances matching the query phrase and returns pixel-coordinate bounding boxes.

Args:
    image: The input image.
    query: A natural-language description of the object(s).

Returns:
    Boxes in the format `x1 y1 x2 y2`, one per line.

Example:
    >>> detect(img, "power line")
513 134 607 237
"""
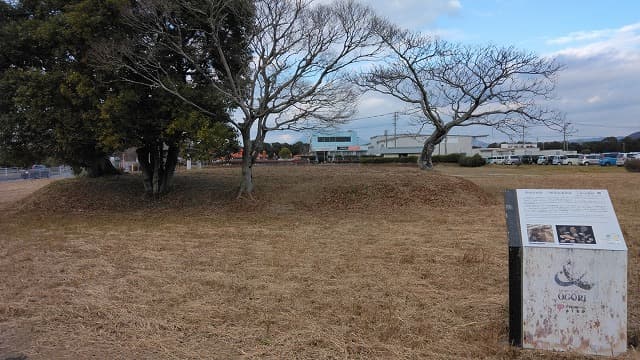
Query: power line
347 107 421 122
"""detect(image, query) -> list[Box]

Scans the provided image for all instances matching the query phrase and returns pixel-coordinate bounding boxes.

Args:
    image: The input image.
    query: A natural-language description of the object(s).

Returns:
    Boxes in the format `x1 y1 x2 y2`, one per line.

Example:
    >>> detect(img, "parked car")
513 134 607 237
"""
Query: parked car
520 155 539 165
537 155 548 165
488 155 506 165
550 155 566 165
21 164 50 179
616 153 629 166
580 154 600 166
599 152 618 166
504 155 521 165
562 154 581 165
628 152 640 160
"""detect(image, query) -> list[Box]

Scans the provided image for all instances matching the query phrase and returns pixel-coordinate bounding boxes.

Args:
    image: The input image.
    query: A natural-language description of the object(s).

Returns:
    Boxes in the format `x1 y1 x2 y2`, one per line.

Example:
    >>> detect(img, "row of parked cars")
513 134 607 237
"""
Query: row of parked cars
487 152 640 166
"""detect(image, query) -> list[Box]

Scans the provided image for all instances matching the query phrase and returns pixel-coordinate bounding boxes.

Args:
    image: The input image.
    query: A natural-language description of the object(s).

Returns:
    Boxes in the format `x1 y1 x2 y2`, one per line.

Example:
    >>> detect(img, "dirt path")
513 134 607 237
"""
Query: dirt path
0 179 54 210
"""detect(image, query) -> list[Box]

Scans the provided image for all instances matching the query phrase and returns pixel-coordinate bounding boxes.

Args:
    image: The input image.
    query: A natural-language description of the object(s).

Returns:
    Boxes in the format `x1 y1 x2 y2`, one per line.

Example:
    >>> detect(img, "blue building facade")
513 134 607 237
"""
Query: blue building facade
309 130 366 162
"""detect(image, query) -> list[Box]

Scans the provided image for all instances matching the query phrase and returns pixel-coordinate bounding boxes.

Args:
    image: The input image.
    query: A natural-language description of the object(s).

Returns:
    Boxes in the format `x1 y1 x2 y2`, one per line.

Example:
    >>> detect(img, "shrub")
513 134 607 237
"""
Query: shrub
278 147 292 159
624 159 640 172
432 153 463 163
458 154 486 167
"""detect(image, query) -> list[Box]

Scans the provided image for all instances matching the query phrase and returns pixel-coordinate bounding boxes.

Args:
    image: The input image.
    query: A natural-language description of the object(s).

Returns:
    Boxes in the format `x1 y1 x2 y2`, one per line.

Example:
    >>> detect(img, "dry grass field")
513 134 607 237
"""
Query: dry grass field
0 164 637 359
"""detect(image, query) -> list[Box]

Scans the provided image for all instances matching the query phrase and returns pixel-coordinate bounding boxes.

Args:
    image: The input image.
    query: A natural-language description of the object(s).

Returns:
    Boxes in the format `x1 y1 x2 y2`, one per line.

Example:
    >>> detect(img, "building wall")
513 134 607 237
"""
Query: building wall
310 130 367 161
369 134 474 156
310 130 363 152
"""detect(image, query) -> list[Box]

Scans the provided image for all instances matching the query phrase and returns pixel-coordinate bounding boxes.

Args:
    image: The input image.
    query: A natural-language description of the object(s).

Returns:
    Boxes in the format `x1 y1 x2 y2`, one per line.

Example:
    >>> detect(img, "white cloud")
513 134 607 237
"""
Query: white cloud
361 0 462 30
266 133 299 143
548 22 640 60
547 29 613 46
586 96 601 104
544 24 640 138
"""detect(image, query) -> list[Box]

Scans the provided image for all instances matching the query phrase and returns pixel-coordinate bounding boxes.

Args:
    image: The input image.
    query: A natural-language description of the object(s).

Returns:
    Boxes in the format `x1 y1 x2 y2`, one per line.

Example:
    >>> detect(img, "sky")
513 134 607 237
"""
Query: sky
266 0 640 145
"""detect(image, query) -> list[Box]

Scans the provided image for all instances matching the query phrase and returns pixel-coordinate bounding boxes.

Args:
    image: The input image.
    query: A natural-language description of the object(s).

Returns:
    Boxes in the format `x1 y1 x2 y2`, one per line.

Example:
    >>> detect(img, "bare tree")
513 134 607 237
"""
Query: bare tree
357 21 563 169
101 0 381 198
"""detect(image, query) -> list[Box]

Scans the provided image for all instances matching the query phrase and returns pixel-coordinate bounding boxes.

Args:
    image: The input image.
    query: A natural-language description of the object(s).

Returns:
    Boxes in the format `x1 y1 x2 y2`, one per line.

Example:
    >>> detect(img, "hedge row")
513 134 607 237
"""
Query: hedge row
358 154 486 167
458 154 487 167
359 156 418 164
431 153 464 163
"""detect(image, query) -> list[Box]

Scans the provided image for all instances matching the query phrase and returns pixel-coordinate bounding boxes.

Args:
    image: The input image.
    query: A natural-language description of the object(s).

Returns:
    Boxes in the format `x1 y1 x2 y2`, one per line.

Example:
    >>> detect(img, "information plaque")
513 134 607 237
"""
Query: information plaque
505 189 627 356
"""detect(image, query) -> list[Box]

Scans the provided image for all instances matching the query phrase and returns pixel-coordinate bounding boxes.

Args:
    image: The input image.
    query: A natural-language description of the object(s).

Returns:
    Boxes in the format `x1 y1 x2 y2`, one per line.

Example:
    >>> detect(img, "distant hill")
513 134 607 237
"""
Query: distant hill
571 137 604 143
570 131 639 143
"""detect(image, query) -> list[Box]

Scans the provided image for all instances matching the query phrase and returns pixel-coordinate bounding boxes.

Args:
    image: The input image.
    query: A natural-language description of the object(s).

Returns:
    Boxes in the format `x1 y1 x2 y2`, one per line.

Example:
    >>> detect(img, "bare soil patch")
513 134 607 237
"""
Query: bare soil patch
0 165 637 359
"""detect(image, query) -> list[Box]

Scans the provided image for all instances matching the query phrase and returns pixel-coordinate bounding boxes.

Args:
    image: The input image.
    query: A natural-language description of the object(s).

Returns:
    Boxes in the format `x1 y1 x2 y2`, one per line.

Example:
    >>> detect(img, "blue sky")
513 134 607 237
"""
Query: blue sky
266 0 640 144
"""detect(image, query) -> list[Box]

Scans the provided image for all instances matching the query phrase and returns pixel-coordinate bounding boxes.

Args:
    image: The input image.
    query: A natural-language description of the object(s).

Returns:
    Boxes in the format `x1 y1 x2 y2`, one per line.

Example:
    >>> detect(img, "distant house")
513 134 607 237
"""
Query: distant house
309 130 367 162
110 147 139 172
368 134 478 157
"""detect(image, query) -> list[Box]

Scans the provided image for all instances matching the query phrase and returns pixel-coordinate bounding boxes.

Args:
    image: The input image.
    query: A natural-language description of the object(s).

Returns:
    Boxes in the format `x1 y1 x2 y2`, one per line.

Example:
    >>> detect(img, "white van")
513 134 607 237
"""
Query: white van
504 155 522 165
490 155 506 165
537 155 548 165
562 154 581 165
550 155 566 165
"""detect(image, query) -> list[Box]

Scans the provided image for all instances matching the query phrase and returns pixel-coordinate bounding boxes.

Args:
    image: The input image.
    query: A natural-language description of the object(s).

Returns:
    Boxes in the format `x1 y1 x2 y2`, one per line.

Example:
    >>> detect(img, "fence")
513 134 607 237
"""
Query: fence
0 166 74 181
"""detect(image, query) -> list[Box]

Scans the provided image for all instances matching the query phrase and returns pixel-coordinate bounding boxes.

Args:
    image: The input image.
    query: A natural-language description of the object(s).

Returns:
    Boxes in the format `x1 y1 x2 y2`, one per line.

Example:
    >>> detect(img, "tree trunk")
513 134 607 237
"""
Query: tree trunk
238 130 254 198
137 146 154 194
419 129 447 170
86 156 121 177
160 144 178 194
136 142 179 197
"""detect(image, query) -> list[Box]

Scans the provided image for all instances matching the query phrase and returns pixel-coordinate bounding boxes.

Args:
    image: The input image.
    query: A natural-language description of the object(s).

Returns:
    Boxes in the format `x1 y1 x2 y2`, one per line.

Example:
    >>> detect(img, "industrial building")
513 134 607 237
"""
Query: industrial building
367 133 477 157
309 130 367 162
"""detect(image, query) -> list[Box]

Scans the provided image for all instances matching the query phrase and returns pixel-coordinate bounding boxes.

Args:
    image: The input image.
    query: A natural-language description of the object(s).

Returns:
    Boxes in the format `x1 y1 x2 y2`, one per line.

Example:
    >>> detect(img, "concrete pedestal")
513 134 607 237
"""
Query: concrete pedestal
505 189 627 356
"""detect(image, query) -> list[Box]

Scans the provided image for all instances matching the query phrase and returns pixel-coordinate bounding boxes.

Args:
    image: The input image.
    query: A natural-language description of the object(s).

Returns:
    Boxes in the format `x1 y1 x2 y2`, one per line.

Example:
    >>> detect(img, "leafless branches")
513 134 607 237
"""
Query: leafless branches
95 0 382 194
358 19 564 139
98 0 380 136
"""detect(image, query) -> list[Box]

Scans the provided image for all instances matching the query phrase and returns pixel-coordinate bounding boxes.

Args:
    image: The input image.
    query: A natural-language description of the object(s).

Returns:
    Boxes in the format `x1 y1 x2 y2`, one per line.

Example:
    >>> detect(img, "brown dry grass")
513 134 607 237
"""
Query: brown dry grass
0 179 54 211
0 164 637 359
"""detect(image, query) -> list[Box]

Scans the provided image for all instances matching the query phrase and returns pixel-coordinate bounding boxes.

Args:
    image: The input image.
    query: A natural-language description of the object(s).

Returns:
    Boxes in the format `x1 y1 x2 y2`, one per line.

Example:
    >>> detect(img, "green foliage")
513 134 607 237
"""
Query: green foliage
278 147 292 159
432 153 464 163
536 135 640 153
184 121 239 162
360 156 418 164
0 0 123 170
624 159 640 172
458 154 486 167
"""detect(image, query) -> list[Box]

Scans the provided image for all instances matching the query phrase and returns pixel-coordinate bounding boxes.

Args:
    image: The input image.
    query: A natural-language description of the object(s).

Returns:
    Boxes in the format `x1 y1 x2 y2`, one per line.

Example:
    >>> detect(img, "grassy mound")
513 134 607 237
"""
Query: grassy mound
17 165 494 215
17 171 238 214
311 171 494 211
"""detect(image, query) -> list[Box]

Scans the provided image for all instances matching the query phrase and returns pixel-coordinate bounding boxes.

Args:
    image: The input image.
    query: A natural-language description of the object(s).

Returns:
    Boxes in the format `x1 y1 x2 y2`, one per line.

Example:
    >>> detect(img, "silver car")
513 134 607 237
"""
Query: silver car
504 155 521 165
580 154 600 166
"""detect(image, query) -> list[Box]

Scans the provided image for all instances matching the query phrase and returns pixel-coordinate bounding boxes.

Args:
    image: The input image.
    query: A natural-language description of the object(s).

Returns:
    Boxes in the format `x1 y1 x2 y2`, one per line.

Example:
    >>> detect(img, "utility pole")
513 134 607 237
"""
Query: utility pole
562 121 571 151
393 112 398 148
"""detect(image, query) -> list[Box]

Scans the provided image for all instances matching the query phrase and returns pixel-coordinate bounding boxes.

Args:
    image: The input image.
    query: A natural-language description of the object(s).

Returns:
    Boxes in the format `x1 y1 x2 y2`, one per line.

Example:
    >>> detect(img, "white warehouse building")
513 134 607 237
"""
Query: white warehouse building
368 133 477 157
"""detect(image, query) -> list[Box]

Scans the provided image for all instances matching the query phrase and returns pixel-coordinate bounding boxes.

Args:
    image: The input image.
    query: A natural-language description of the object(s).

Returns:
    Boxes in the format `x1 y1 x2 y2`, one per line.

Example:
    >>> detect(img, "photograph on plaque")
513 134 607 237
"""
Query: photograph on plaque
555 225 596 244
526 224 554 243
